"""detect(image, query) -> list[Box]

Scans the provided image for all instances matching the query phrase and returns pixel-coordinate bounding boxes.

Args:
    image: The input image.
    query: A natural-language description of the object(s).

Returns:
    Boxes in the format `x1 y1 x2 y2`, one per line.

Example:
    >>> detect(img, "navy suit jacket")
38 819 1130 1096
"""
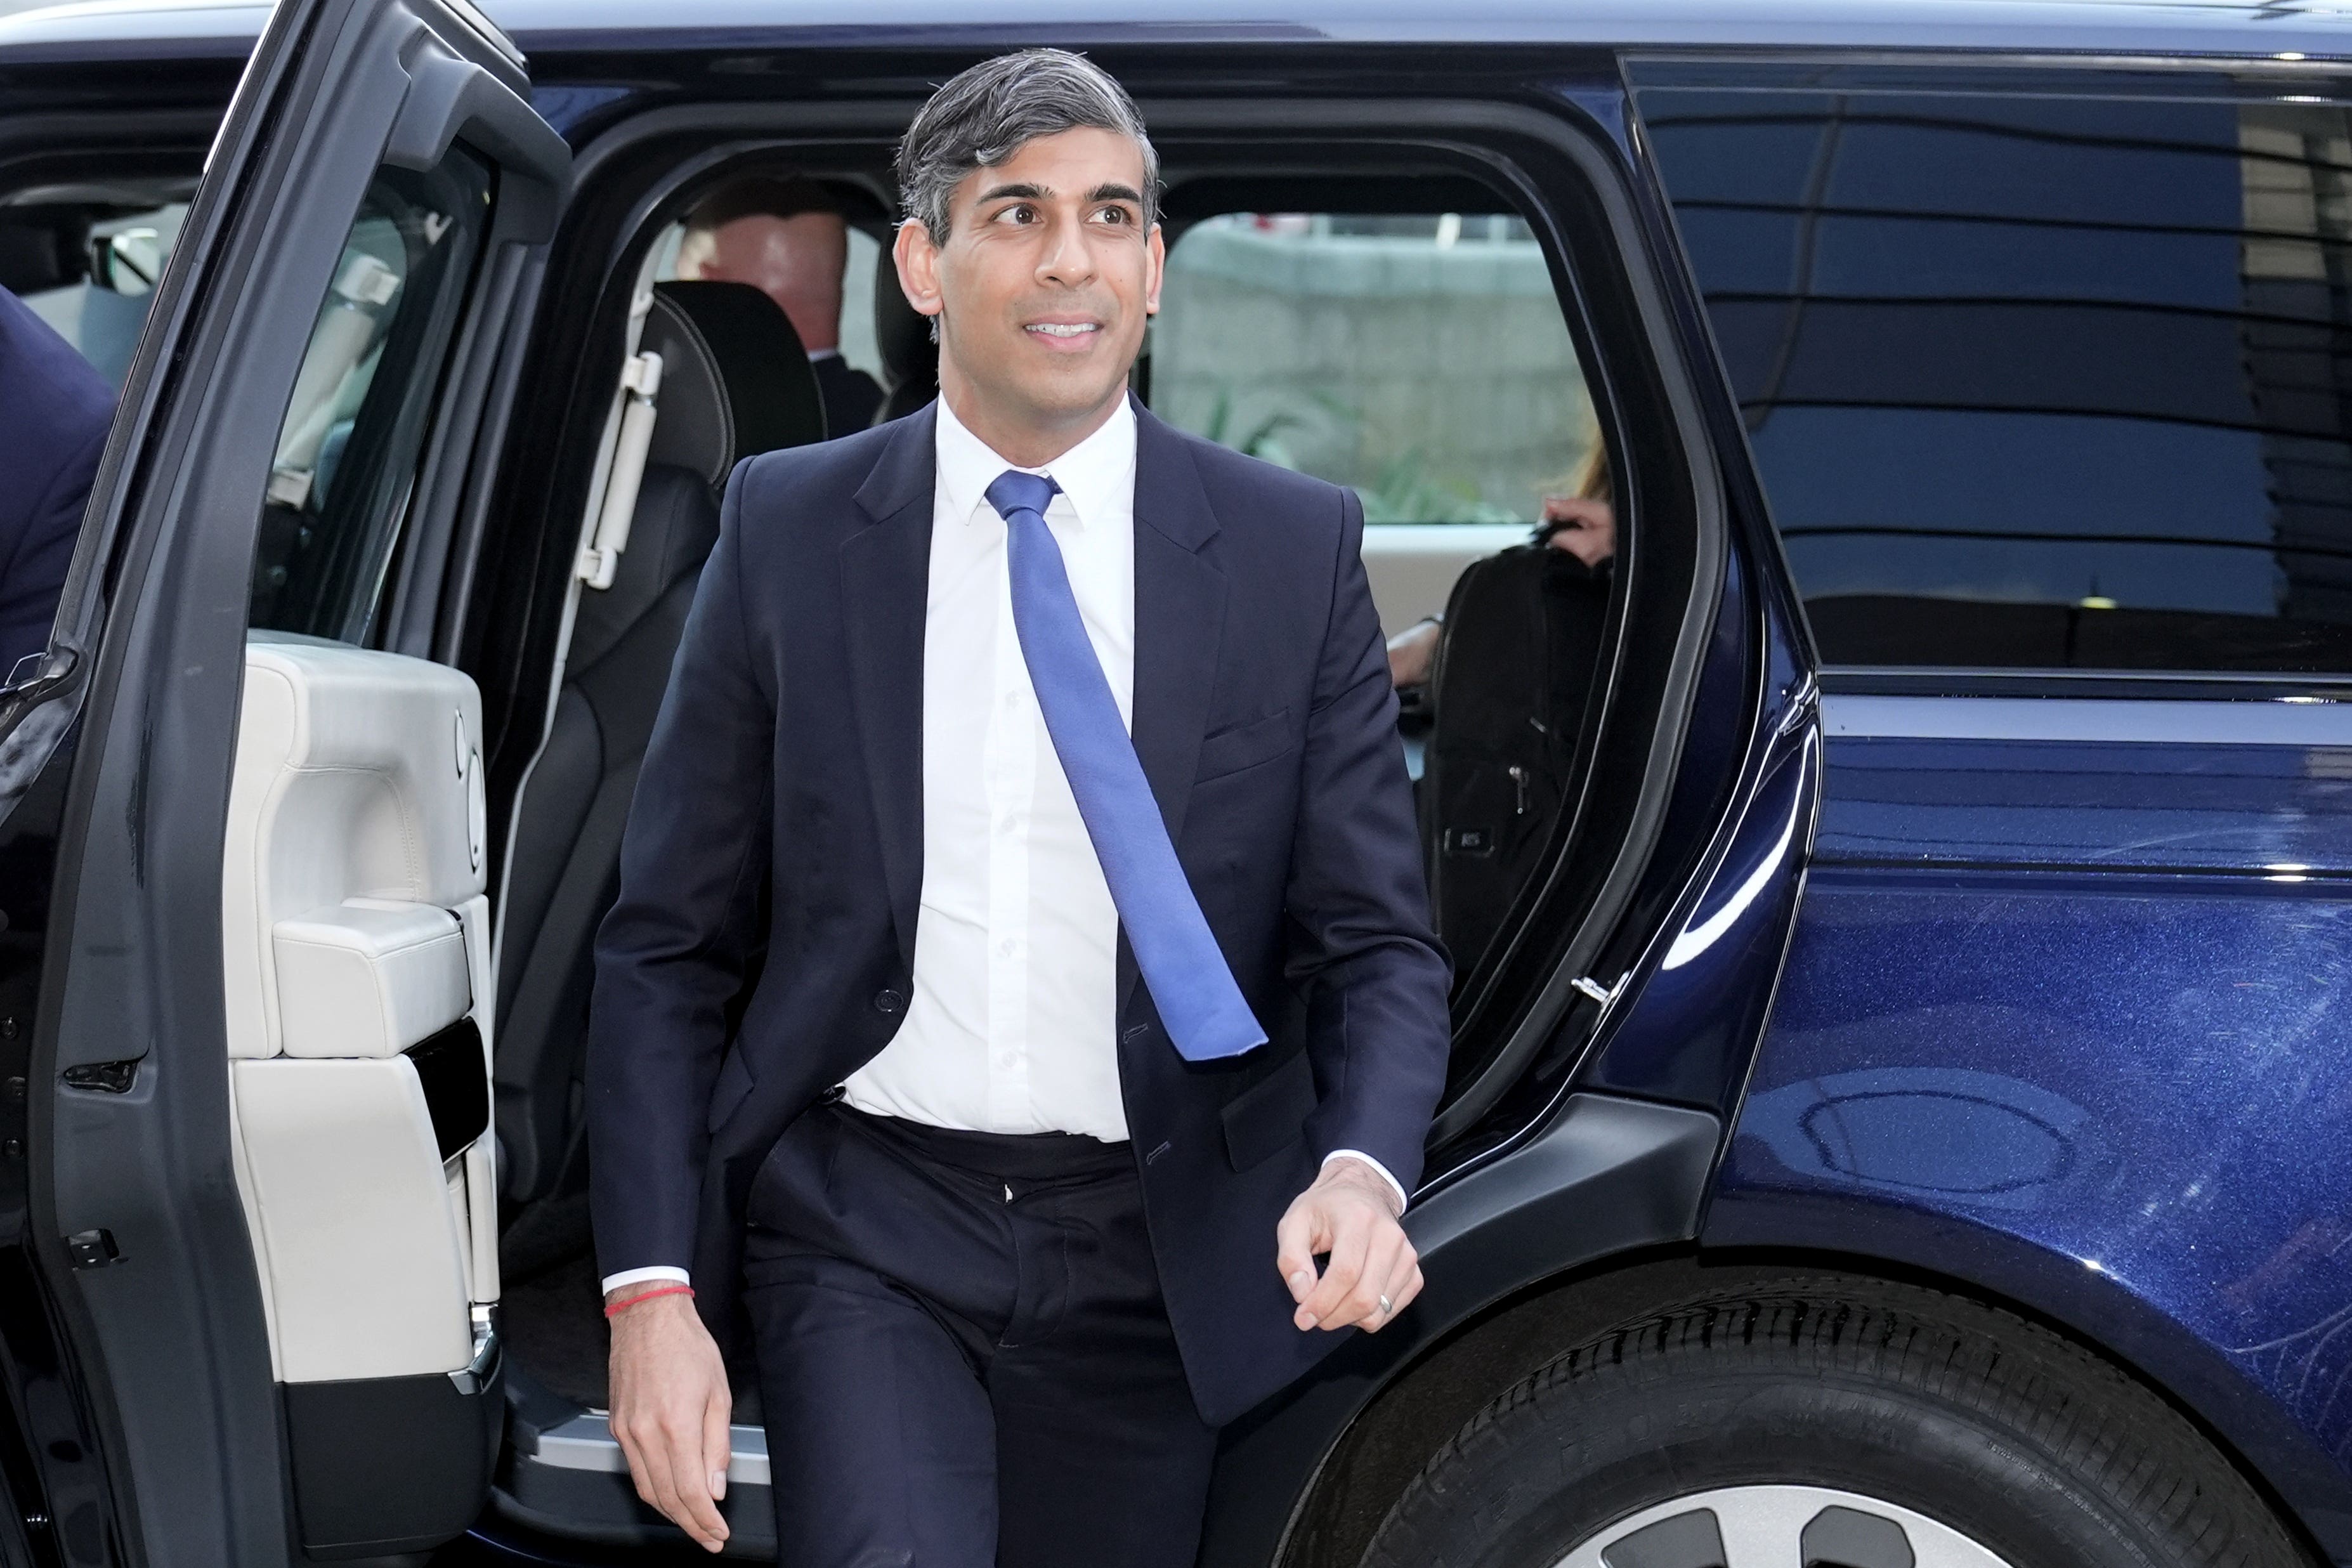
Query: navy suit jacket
0 287 114 680
588 398 1452 1425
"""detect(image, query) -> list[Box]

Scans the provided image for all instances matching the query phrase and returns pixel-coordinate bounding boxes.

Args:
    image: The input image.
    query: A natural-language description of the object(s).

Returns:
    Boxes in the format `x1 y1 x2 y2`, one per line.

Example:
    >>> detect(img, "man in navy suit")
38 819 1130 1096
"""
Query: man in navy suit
589 49 1451 1566
0 285 114 684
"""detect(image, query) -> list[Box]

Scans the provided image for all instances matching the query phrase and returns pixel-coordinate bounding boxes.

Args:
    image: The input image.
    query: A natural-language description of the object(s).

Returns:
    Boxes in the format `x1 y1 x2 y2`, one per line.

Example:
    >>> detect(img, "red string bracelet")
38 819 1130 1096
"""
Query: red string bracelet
604 1284 695 1319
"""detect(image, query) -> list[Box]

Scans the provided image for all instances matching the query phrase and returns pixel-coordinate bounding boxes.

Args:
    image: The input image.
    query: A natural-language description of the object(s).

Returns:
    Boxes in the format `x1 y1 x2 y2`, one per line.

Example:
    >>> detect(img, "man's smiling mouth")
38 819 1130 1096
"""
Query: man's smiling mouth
1026 322 1101 338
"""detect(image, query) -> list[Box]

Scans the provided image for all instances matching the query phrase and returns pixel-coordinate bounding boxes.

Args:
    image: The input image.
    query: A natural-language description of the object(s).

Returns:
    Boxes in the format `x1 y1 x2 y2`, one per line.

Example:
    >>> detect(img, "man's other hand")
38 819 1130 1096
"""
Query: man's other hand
1276 1156 1422 1333
606 1290 733 1552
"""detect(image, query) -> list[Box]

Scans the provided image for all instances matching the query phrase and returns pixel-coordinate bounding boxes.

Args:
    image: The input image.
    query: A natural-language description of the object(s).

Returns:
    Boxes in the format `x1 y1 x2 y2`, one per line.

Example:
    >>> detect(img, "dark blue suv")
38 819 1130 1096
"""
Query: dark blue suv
1 1 2348 1564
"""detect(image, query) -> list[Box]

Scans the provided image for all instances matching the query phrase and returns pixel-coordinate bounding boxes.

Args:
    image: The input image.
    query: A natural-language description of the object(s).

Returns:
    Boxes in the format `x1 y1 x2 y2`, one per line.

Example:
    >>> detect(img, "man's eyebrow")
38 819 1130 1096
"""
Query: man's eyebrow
1088 182 1146 206
974 181 1049 205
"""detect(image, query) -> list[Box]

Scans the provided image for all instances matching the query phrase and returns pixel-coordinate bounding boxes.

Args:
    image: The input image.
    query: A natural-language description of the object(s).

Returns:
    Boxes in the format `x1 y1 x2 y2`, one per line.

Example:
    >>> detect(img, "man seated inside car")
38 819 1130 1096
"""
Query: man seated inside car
677 174 885 438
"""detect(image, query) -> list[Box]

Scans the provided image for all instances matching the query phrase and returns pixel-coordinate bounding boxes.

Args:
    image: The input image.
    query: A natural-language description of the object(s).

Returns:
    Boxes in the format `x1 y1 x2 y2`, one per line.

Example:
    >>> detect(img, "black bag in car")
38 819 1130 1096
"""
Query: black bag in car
1421 542 1612 983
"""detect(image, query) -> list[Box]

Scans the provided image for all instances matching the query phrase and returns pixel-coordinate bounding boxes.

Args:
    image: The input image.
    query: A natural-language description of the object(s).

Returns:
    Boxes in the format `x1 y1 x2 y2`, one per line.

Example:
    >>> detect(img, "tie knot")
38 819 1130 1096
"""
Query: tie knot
986 469 1061 523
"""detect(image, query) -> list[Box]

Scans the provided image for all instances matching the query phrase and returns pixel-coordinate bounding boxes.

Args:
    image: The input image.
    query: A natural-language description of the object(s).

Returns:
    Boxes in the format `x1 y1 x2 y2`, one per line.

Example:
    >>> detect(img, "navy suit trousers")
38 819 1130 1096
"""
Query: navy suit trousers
744 1102 1218 1568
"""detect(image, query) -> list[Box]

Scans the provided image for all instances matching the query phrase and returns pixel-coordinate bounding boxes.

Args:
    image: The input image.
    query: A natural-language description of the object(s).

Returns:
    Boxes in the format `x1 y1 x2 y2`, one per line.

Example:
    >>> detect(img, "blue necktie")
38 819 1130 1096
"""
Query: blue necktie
987 469 1267 1062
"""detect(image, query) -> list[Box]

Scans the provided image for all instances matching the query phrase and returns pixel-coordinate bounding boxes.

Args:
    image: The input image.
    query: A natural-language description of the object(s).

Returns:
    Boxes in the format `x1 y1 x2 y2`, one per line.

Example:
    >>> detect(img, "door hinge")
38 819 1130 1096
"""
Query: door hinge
61 1059 138 1094
64 1230 121 1270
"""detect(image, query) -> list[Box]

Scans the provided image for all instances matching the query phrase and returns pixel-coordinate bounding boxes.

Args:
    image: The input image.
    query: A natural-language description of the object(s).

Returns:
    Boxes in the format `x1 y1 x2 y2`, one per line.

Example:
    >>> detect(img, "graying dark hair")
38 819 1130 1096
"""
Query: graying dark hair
895 49 1160 244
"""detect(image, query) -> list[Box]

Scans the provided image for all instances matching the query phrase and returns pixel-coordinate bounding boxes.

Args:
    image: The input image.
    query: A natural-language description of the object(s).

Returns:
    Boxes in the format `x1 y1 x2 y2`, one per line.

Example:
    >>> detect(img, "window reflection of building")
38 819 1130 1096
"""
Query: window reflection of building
1642 86 2352 673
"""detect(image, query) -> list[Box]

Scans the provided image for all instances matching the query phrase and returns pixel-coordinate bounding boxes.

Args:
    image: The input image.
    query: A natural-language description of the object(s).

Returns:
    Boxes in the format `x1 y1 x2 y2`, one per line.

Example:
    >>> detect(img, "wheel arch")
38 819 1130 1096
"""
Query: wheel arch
1259 1236 2346 1568
1690 1216 2352 1568
1198 1092 1721 1568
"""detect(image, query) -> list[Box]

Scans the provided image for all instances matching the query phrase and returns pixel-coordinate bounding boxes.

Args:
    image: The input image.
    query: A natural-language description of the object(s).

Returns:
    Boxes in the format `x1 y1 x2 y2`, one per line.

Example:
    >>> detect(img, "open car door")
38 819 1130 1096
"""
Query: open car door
10 0 566 1557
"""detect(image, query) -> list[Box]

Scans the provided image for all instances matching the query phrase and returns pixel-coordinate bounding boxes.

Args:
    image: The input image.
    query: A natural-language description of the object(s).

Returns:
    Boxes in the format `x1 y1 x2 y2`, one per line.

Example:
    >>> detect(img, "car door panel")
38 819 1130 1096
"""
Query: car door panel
223 635 493 1397
12 0 563 1555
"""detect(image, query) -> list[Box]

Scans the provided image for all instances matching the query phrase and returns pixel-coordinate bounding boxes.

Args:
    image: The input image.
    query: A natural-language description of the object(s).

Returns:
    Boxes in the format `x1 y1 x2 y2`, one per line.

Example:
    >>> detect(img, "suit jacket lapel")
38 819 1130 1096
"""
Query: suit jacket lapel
1123 402 1228 1016
840 406 938 969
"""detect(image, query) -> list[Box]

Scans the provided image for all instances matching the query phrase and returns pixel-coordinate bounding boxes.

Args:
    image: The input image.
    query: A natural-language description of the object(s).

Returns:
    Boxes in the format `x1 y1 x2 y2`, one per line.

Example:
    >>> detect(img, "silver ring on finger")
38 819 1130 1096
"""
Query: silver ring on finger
1376 1293 1393 1317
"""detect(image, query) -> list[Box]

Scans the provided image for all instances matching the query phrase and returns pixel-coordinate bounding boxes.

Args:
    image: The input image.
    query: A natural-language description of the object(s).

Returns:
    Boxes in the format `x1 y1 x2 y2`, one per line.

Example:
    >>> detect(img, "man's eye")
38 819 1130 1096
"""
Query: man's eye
1094 207 1132 225
996 204 1035 225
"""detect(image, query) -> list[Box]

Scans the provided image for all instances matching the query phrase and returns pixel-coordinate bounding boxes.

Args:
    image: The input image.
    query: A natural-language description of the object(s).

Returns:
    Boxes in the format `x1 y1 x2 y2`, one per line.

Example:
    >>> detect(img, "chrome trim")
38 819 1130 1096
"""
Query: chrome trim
532 1412 773 1489
448 1303 500 1395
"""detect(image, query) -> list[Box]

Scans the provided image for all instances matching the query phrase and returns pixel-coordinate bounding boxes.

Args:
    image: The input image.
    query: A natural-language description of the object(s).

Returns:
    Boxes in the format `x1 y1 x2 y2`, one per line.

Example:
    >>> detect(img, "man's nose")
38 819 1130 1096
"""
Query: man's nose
1034 210 1099 285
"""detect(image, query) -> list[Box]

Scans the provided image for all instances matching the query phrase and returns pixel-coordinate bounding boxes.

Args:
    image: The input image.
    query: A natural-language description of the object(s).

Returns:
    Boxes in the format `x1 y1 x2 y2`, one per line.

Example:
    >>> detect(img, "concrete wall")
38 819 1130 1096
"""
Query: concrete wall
1149 218 1597 521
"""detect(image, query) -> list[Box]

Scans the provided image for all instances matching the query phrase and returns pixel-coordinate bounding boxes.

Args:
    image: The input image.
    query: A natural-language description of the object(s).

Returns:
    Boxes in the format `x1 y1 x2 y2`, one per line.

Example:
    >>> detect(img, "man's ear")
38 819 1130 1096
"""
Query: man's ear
893 220 945 323
1144 223 1165 317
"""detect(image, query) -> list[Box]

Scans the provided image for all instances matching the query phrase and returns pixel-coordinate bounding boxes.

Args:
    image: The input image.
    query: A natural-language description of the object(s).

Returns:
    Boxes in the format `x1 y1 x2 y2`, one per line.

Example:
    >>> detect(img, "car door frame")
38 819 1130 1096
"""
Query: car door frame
444 44 1807 1566
7 0 565 1555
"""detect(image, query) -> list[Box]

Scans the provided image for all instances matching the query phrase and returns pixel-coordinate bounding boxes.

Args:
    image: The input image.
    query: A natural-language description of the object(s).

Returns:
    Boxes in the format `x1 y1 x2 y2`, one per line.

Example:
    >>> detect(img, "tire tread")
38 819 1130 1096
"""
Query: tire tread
1361 1274 2310 1568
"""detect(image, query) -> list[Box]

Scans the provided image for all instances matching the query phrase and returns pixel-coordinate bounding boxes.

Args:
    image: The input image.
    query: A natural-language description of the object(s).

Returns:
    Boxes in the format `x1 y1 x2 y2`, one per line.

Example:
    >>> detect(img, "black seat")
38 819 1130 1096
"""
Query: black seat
872 238 939 423
494 280 825 1207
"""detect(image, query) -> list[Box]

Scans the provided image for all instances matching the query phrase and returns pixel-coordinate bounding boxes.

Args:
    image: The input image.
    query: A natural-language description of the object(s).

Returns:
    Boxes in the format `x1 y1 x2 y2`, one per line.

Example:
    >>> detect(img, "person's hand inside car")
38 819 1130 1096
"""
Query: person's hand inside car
1540 493 1615 570
607 1290 733 1553
1386 494 1618 691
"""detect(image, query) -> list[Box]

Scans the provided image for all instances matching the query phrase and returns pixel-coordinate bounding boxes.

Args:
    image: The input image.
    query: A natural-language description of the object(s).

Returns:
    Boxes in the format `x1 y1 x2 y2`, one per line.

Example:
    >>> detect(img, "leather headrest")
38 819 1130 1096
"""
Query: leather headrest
872 240 939 393
641 280 827 483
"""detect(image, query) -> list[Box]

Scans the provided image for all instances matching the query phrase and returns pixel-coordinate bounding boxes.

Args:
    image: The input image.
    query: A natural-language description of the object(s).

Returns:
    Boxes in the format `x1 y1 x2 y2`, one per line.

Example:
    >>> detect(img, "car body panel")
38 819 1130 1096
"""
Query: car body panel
1815 697 2352 877
1711 697 2352 1560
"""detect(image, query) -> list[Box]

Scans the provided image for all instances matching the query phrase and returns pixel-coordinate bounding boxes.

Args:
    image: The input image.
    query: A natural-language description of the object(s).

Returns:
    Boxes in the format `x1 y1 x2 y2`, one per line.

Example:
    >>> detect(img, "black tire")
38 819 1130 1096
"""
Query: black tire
1360 1274 2311 1568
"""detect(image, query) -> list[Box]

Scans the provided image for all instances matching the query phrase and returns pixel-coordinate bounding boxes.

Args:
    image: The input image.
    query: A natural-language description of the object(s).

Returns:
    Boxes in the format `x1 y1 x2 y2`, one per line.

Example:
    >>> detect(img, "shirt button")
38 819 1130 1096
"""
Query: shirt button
872 988 905 1016
998 1052 1018 1069
1001 813 1023 834
999 938 1019 958
1003 691 1019 710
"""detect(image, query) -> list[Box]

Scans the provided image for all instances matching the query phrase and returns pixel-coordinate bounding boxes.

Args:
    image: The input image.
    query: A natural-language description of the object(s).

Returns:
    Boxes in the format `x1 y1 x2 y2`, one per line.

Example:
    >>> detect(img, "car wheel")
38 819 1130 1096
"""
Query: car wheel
1359 1275 2310 1568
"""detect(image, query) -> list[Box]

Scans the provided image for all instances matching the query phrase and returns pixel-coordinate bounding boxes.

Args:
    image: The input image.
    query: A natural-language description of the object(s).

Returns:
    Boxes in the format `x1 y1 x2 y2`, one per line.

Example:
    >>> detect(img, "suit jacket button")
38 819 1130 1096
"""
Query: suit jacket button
873 988 906 1016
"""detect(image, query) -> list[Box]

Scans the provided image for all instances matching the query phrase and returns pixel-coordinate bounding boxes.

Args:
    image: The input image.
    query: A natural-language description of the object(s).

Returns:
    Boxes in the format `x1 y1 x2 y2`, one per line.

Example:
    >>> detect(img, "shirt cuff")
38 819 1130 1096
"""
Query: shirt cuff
1321 1149 1409 1215
601 1265 691 1297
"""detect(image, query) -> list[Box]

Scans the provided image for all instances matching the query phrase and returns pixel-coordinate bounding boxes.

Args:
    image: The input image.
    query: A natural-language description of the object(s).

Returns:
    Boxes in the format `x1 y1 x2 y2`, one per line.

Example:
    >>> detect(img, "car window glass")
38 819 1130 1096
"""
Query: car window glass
1149 212 1600 530
1149 205 1614 993
658 217 887 387
249 148 492 641
1642 88 2352 674
18 201 190 389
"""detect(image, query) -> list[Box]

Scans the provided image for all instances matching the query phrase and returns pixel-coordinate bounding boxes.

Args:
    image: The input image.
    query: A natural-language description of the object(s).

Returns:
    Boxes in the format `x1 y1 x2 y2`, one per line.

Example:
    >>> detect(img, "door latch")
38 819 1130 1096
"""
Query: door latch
61 1060 137 1094
64 1230 121 1270
1570 971 1631 1012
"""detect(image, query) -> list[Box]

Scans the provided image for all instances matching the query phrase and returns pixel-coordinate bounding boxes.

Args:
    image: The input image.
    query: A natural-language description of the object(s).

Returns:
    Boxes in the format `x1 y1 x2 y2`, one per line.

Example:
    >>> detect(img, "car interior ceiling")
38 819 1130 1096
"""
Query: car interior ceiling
482 155 1627 1415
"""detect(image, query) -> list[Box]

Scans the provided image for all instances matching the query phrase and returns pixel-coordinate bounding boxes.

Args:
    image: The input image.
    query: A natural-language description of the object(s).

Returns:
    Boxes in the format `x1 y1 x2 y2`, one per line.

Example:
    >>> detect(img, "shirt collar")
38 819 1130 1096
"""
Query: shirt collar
936 392 1137 531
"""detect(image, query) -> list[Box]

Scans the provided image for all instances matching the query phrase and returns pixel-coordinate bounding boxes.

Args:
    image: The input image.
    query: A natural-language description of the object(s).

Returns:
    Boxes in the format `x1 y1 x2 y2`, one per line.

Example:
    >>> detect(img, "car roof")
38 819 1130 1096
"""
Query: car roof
6 0 2352 69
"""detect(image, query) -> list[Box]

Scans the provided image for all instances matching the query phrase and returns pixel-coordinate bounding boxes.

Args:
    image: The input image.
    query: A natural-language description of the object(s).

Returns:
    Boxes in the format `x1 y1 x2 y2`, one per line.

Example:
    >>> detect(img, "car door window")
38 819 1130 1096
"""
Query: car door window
1640 82 2352 674
1152 211 1598 533
16 197 192 389
1146 200 1613 991
251 148 492 641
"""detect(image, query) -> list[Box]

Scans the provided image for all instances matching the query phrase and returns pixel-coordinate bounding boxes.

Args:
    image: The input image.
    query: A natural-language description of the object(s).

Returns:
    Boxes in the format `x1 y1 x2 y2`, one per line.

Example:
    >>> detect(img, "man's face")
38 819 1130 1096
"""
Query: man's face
690 210 848 352
895 126 1163 445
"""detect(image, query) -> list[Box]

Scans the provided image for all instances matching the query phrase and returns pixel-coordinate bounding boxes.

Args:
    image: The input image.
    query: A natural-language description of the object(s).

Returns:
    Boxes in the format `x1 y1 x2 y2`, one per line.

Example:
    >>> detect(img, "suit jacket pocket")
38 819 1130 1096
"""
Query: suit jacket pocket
1196 708 1295 784
1222 1047 1317 1172
705 1050 755 1134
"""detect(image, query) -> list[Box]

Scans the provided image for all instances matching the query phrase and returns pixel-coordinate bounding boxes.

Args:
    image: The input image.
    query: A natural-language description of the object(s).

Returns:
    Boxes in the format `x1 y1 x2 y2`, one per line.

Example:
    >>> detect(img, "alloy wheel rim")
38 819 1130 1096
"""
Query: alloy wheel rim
1553 1484 2018 1568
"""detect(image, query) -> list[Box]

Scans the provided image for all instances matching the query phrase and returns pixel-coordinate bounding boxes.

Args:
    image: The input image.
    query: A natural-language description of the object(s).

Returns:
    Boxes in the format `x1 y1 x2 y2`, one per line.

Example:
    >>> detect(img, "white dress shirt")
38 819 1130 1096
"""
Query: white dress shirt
840 393 1138 1137
601 397 1399 1296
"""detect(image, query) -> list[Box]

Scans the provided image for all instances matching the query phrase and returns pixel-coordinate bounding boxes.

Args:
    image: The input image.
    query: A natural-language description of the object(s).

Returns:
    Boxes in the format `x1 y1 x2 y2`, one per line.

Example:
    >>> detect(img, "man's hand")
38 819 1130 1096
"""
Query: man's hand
1276 1157 1422 1333
606 1290 733 1552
